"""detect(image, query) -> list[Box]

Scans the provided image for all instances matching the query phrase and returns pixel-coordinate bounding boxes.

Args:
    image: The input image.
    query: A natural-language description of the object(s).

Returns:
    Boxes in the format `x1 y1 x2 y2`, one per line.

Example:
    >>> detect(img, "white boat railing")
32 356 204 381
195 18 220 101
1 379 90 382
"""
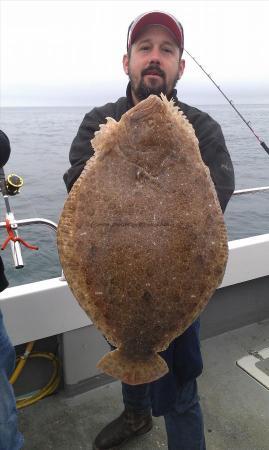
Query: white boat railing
233 186 269 196
0 218 58 269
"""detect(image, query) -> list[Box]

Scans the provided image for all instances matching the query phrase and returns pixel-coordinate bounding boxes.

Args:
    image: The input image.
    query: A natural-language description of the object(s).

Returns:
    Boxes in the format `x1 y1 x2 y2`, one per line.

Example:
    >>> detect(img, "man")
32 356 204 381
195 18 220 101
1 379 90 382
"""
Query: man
0 130 24 450
64 11 235 450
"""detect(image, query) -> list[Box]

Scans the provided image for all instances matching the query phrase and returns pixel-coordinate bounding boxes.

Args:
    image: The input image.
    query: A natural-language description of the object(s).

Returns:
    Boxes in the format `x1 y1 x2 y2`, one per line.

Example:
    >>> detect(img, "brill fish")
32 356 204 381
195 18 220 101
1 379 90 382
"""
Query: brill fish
57 94 228 385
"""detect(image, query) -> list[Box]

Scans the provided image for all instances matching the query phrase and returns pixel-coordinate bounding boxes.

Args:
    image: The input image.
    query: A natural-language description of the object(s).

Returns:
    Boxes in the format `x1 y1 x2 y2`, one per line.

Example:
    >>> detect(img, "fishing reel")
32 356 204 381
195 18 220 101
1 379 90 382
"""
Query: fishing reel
5 173 24 195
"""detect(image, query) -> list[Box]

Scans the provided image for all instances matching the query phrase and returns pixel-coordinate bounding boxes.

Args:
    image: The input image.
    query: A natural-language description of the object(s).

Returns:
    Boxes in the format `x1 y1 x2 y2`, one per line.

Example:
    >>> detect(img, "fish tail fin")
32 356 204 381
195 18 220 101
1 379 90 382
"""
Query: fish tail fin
97 349 168 385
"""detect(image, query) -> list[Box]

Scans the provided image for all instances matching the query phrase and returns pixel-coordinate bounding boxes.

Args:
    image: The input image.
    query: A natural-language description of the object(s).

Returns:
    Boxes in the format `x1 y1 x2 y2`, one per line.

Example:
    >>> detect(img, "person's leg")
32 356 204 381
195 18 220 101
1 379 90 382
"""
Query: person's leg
122 381 151 413
164 379 206 450
93 382 152 450
0 310 24 450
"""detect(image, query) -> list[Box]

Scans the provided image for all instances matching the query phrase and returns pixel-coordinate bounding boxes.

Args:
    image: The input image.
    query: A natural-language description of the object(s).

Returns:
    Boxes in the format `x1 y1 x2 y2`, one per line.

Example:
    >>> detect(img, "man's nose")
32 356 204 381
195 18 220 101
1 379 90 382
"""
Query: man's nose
149 48 161 64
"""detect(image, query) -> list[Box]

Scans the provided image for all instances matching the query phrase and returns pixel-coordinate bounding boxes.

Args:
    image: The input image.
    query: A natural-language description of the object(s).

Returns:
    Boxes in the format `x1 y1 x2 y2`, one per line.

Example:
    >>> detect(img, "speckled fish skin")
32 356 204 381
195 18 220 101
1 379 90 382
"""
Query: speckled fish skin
57 94 228 385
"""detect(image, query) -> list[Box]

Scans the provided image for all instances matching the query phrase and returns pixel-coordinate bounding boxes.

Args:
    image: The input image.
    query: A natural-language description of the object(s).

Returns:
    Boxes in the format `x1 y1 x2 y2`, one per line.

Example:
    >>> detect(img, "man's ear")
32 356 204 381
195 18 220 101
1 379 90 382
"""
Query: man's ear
123 54 129 75
178 59 185 80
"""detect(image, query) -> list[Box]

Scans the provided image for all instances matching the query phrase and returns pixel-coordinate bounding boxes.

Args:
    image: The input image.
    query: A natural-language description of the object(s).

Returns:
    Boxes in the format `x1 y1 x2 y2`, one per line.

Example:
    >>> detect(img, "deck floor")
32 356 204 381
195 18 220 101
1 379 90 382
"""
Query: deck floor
18 319 269 450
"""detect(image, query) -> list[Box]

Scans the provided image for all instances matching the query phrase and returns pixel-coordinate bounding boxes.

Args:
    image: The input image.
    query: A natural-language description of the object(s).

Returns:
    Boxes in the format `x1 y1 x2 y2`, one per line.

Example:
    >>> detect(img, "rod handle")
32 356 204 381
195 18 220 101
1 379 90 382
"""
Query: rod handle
10 240 24 269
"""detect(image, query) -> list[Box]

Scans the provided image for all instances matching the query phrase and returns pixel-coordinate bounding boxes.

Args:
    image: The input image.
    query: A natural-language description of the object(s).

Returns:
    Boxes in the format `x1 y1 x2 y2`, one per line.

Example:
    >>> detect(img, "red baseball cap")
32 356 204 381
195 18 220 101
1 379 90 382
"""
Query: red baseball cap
127 11 184 52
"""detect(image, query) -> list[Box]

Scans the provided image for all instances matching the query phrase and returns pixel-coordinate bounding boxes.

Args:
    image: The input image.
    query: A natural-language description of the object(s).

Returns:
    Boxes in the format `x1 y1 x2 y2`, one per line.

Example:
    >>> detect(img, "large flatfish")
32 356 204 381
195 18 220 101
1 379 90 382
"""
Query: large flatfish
57 94 228 385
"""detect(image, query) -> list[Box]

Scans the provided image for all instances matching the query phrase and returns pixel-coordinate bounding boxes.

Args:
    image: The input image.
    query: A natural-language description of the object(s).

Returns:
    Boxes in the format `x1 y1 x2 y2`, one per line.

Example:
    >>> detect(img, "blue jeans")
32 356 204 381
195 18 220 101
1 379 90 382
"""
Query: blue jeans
122 379 206 450
0 309 24 450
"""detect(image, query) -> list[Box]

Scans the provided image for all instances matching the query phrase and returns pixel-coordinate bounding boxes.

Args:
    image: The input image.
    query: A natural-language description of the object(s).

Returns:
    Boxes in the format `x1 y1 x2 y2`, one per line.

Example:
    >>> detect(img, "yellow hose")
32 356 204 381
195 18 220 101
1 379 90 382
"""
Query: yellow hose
9 341 35 385
10 342 61 409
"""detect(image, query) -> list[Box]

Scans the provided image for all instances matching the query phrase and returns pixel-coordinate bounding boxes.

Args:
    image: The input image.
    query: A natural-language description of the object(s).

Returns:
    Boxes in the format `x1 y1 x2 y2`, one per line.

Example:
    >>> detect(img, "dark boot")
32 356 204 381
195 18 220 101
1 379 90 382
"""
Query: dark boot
93 407 153 449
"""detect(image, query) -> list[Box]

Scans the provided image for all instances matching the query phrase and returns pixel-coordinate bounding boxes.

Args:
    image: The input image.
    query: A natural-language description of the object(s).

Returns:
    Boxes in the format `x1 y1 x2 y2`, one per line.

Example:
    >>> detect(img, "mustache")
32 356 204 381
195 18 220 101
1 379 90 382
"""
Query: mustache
141 65 165 79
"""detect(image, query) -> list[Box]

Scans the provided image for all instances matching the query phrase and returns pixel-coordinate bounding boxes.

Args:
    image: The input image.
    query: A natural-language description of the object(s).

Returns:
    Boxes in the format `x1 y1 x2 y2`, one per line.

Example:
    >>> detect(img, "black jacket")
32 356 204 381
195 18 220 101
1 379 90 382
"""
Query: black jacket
63 84 235 416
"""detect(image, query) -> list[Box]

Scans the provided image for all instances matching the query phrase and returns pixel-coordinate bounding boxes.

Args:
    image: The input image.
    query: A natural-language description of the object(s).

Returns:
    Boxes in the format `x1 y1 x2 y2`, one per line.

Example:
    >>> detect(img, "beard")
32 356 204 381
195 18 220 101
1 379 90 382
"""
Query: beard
129 64 179 101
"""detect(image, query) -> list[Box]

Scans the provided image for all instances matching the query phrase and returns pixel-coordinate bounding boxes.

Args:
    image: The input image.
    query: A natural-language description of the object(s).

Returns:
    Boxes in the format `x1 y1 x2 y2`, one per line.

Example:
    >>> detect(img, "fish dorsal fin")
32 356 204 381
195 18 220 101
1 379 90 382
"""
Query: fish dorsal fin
160 93 199 147
91 116 118 159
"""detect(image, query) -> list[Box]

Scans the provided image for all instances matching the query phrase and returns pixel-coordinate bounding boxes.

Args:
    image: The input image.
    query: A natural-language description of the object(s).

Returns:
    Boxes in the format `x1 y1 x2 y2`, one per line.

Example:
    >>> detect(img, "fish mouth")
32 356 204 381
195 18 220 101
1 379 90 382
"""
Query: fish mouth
127 95 165 122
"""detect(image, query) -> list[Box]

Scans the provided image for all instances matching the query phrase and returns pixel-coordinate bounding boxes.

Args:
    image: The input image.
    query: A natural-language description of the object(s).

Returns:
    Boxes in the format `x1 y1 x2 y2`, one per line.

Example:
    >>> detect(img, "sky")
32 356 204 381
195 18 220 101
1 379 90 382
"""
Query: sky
1 0 269 106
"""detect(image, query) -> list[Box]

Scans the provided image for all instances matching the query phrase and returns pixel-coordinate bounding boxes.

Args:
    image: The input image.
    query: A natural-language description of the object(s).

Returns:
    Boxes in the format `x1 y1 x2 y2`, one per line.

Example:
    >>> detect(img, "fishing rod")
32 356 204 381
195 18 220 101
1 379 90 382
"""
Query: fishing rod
185 49 269 156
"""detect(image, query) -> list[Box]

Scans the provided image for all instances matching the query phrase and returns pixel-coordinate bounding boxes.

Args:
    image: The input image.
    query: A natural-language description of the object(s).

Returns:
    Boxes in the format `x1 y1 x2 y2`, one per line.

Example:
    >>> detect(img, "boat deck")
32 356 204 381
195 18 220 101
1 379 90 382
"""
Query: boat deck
18 319 269 450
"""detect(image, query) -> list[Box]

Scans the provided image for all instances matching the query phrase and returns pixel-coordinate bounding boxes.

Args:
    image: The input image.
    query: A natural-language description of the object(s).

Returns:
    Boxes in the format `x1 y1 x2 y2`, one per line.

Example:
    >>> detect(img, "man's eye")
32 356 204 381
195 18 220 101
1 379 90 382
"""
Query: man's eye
163 47 173 53
140 46 150 51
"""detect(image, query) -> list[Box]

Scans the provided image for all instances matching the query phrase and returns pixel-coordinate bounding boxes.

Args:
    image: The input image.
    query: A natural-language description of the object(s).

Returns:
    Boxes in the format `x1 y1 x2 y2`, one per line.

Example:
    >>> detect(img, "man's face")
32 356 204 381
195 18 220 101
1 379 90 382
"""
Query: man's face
123 25 185 104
